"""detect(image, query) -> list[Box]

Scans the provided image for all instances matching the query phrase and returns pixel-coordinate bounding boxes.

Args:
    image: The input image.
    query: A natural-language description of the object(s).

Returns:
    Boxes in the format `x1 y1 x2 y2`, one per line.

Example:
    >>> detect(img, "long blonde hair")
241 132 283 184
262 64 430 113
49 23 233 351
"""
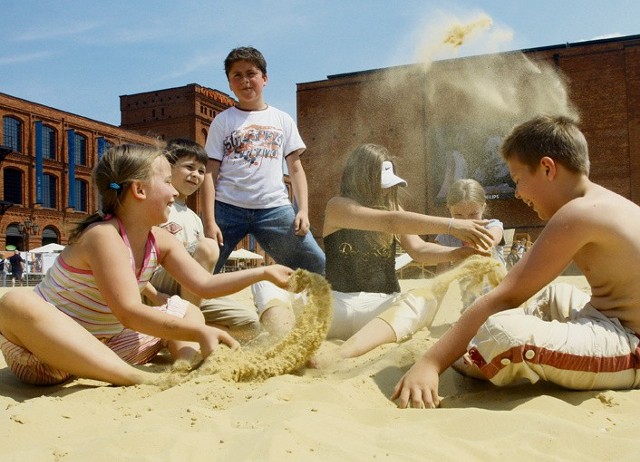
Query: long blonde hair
68 143 166 243
340 144 401 211
339 144 402 247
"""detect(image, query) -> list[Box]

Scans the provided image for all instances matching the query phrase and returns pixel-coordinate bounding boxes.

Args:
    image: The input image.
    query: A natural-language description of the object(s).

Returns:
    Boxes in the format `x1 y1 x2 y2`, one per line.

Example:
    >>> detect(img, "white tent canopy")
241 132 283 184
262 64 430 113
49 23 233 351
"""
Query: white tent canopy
228 248 264 260
29 243 65 253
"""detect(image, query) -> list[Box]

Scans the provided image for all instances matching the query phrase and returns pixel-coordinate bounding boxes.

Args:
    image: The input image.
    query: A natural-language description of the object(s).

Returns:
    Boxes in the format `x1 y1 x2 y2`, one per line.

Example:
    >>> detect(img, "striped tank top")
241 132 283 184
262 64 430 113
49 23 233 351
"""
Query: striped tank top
34 218 160 337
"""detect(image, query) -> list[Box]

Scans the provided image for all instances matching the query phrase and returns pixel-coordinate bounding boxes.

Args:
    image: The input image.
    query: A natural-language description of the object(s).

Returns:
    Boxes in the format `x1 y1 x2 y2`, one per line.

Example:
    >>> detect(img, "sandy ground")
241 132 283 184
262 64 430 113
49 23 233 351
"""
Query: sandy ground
1 275 639 461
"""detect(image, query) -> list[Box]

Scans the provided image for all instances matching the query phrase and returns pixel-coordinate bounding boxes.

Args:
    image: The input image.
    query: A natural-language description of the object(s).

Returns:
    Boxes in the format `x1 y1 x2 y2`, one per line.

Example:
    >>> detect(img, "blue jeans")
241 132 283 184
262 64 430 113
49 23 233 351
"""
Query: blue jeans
214 201 326 275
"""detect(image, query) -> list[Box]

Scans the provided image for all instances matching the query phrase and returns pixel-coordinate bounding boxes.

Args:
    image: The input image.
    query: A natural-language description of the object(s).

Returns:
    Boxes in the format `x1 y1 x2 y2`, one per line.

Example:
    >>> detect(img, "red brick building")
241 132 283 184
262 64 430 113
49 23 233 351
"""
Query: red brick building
0 92 157 251
297 34 640 244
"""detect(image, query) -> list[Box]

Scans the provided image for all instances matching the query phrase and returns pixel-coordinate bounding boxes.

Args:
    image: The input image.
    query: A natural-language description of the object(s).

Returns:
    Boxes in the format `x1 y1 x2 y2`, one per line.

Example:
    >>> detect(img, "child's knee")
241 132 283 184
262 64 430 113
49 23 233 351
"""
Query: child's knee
469 312 535 370
378 293 439 342
193 237 220 271
0 289 41 322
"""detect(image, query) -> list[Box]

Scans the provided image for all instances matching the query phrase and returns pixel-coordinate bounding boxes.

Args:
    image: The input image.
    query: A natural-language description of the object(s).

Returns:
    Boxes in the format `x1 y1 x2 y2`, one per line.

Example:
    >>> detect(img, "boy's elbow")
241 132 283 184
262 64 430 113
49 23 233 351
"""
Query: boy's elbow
484 288 522 313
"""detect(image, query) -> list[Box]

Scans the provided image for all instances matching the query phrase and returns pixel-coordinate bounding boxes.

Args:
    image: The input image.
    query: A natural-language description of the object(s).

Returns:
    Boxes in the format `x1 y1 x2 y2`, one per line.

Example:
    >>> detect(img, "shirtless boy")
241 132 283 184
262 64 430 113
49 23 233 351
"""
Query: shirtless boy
393 114 640 408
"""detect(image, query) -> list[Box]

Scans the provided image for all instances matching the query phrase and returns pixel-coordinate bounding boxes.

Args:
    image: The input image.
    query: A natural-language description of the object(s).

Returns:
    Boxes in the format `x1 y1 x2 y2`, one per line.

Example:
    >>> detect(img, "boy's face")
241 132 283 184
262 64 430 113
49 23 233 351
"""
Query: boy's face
171 156 206 200
507 156 553 220
227 60 268 107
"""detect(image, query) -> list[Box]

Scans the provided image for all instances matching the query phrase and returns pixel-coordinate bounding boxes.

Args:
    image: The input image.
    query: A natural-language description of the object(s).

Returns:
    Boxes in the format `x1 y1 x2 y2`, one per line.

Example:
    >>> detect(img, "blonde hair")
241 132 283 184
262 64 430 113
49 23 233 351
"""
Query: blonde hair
69 143 166 243
340 144 401 211
446 178 487 209
339 144 402 247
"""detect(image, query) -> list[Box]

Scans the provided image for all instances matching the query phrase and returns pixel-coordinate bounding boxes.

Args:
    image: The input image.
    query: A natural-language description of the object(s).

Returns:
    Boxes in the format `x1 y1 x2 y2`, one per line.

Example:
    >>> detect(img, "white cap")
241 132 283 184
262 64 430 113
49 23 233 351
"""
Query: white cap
381 161 407 188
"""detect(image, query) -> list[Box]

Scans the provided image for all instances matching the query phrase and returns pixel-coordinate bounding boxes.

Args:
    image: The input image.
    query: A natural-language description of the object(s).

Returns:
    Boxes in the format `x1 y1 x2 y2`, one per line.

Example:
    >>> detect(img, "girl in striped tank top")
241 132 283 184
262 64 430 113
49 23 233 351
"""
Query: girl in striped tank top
0 143 293 386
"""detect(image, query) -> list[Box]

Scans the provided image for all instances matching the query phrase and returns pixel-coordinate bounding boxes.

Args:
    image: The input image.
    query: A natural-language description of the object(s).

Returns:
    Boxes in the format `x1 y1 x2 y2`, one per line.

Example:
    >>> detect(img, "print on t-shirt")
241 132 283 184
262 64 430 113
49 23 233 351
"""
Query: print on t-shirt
224 124 283 167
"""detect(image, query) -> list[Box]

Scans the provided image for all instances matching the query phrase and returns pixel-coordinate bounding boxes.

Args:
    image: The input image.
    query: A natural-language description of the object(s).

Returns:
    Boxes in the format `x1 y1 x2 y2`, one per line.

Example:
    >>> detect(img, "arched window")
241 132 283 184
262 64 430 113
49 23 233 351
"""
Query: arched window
5 223 23 251
42 125 56 159
42 174 58 209
2 116 22 152
74 133 87 165
74 178 88 212
3 168 23 204
41 226 60 245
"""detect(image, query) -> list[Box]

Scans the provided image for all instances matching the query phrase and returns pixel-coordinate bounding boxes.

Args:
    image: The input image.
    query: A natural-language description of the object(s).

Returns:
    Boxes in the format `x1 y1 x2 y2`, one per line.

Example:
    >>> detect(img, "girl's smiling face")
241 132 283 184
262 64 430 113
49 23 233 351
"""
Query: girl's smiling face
147 155 178 223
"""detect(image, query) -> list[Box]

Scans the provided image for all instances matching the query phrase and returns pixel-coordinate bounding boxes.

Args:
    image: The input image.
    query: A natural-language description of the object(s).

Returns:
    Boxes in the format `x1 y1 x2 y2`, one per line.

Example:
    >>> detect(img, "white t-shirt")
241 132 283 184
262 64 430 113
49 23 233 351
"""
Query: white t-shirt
205 105 306 209
160 201 204 255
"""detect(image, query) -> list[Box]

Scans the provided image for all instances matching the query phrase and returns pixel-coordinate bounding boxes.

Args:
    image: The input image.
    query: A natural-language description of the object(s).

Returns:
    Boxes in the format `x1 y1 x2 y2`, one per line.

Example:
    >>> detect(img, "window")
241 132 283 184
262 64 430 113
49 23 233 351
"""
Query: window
42 174 57 208
41 226 60 246
42 125 56 159
74 179 88 212
3 116 22 152
96 137 112 159
3 168 22 204
74 133 87 165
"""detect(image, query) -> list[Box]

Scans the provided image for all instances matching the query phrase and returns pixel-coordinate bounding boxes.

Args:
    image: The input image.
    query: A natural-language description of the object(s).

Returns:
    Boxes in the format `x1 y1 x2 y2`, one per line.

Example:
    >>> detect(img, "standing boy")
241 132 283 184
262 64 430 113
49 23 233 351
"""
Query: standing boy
143 139 261 340
201 46 325 275
394 115 640 408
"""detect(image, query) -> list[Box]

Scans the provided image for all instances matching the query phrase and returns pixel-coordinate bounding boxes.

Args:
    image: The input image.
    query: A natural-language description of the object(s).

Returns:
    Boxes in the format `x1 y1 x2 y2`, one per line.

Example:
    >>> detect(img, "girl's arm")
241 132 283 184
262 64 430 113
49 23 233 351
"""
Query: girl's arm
324 197 494 249
78 225 218 347
486 221 505 247
141 281 170 306
400 234 486 266
155 228 293 298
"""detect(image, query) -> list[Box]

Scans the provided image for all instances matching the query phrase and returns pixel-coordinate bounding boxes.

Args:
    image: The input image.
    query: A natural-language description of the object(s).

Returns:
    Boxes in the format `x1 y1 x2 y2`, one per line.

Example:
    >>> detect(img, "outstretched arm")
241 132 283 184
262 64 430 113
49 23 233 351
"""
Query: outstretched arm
324 197 494 249
400 234 488 266
155 227 294 297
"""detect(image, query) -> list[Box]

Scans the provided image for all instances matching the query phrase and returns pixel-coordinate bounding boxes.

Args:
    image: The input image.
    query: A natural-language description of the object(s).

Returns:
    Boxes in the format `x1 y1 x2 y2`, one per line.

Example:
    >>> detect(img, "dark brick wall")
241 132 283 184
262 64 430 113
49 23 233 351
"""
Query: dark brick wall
298 35 640 244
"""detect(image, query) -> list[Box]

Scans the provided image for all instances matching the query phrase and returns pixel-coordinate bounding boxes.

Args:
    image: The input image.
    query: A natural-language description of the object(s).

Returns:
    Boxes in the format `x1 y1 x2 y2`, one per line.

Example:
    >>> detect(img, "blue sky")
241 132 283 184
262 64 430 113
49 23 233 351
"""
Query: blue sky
2 1 639 126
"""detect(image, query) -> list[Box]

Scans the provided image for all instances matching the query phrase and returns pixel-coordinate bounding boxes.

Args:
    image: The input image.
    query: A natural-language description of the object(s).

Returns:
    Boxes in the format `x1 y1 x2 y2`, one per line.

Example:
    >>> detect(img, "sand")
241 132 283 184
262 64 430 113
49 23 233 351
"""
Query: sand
1 273 638 462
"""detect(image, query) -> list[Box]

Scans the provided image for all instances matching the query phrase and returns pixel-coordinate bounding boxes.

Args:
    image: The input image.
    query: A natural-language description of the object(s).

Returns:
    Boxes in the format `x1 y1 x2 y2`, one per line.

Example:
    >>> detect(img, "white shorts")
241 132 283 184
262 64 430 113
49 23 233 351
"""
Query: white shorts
467 283 640 390
252 281 439 341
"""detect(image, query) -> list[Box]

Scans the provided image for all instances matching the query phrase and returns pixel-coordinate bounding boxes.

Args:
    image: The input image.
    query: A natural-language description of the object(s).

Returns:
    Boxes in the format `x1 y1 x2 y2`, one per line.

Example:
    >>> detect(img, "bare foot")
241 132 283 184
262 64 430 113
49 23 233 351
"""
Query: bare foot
452 354 487 380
